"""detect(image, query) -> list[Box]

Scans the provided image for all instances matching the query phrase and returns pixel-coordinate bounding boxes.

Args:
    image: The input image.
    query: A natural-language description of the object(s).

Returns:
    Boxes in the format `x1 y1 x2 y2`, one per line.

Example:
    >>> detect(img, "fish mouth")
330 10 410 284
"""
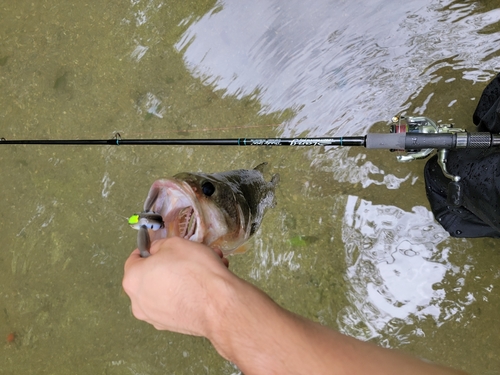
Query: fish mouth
177 206 197 239
145 179 203 242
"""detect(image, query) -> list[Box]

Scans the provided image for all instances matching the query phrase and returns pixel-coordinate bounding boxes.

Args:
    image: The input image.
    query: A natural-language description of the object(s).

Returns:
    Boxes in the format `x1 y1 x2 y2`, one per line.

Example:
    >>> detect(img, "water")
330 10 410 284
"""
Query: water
1 0 499 374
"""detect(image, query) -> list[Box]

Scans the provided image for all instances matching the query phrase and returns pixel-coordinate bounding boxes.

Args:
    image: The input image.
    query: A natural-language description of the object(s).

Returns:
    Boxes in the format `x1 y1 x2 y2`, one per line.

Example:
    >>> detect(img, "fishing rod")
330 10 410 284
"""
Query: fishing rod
2 116 499 148
1 132 497 148
2 115 500 192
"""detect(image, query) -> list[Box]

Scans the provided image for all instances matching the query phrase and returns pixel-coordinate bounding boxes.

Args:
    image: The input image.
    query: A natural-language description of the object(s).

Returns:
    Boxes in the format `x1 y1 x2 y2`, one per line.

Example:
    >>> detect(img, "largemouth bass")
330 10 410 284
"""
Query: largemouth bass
129 163 279 257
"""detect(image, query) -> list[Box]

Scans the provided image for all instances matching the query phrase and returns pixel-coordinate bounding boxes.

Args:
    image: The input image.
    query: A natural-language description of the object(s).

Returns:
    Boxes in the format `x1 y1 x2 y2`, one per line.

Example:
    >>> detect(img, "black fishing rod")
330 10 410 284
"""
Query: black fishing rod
4 115 500 209
2 115 500 148
2 116 500 183
2 130 499 148
0 135 366 146
0 116 500 172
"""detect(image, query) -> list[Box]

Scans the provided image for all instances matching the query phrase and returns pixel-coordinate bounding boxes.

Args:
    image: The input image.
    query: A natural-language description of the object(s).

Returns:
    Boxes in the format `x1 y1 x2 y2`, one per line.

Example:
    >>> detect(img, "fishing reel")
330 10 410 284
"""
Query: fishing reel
390 115 465 183
390 115 466 206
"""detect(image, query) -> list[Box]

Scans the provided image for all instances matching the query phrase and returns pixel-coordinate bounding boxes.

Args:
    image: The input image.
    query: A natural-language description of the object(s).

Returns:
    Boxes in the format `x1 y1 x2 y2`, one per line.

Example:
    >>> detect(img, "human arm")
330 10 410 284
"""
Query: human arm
122 237 467 375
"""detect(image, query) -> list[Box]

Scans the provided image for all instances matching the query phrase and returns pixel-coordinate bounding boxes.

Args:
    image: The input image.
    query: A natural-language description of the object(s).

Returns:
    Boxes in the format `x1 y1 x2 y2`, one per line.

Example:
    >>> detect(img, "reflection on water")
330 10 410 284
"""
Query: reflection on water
311 148 412 189
248 236 301 280
175 0 500 136
338 196 481 346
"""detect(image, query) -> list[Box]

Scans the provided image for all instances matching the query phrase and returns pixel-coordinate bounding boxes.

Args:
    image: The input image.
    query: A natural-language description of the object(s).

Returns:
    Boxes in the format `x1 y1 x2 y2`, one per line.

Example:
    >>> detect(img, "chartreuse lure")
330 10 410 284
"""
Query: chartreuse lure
128 212 164 258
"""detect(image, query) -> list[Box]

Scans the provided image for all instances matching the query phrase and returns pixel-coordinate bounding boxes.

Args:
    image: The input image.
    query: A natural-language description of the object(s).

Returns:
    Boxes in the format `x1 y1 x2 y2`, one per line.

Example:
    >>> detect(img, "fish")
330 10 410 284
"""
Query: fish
129 163 279 257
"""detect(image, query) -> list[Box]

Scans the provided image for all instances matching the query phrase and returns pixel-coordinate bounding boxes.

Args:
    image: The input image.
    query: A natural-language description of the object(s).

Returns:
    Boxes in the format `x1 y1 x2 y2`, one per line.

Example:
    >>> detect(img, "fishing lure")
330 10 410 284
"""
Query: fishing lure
128 212 164 257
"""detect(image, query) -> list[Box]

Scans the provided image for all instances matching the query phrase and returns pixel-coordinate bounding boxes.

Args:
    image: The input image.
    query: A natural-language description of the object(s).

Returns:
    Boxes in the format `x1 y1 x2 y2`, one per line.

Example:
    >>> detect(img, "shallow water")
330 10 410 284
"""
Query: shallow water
1 0 500 374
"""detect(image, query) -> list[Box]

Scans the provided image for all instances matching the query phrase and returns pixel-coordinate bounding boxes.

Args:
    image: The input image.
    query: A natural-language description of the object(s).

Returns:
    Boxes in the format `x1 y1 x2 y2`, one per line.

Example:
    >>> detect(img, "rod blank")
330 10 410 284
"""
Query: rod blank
1 133 499 149
0 137 367 146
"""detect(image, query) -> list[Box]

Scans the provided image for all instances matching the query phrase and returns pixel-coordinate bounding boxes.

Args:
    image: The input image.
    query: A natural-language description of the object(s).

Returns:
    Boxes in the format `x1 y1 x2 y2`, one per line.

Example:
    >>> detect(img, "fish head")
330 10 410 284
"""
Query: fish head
144 172 248 253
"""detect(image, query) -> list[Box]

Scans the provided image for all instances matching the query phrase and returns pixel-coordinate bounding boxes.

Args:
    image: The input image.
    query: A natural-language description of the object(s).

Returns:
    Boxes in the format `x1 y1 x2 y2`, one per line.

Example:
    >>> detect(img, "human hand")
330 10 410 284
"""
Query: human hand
122 237 231 337
123 238 468 375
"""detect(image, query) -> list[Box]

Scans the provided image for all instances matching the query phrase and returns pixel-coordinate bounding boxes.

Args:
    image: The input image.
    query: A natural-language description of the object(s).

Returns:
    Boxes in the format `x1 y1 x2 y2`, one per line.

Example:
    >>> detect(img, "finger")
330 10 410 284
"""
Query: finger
124 248 142 272
129 300 148 322
207 247 229 268
212 247 224 258
149 238 168 255
210 246 229 268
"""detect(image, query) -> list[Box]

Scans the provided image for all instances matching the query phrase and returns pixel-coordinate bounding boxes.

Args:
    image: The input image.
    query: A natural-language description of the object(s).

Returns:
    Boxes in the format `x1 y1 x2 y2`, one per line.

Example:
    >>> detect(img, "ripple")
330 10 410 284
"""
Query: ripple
175 0 500 136
338 195 477 346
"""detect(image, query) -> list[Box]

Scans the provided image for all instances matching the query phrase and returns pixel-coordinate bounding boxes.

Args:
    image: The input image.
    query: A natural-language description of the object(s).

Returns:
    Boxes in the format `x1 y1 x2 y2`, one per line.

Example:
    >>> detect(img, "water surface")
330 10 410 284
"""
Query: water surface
1 0 500 374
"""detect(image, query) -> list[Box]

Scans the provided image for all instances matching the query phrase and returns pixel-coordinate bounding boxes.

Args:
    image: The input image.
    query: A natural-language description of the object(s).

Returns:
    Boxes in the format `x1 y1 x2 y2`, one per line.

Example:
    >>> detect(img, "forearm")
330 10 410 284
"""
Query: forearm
206 275 467 375
123 239 466 375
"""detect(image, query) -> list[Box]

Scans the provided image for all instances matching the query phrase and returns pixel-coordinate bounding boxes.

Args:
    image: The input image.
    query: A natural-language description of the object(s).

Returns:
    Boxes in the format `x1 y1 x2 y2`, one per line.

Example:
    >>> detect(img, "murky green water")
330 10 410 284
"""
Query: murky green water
1 1 500 374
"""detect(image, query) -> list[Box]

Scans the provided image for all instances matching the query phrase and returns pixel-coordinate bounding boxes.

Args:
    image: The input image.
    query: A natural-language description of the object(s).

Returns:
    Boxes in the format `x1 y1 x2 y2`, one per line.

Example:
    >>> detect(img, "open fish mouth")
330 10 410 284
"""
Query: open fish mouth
177 206 197 238
145 179 204 242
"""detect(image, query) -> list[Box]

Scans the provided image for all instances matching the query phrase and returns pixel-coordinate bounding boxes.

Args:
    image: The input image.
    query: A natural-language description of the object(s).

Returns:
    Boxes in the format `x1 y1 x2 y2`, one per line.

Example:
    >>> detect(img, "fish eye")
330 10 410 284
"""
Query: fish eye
201 181 215 196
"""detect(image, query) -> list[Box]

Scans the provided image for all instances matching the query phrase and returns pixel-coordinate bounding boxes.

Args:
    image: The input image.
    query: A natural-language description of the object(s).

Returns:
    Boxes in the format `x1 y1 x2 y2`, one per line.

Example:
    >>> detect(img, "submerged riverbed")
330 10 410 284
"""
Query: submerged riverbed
1 1 500 374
